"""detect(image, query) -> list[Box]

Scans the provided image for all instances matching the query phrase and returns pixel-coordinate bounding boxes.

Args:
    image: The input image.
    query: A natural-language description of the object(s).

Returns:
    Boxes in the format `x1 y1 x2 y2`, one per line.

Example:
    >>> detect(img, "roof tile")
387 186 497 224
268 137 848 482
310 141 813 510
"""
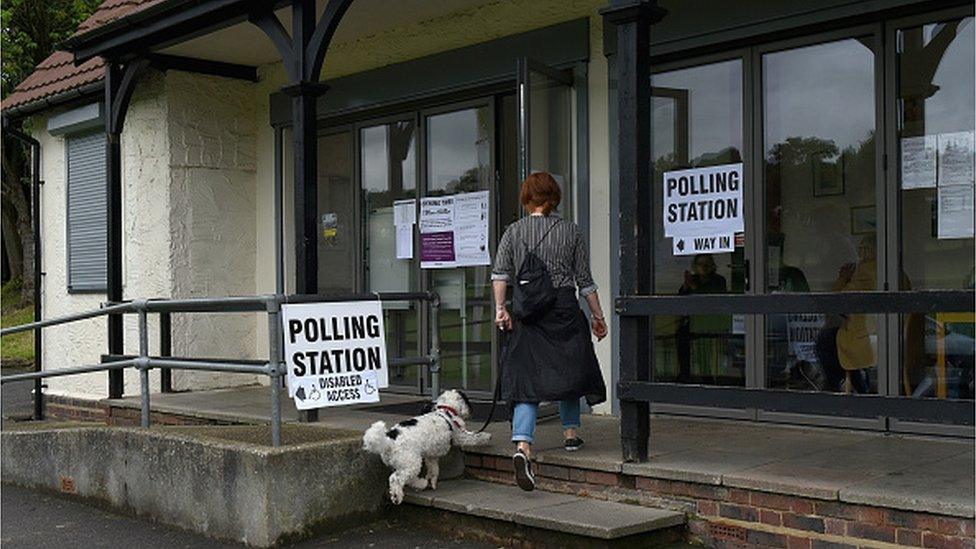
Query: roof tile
3 0 163 115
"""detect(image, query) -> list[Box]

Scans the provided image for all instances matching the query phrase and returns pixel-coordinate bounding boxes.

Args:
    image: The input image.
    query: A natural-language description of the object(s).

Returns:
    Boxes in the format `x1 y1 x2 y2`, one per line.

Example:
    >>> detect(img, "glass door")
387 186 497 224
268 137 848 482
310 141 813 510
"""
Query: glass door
517 58 574 218
758 29 884 395
423 101 495 394
650 54 750 387
316 130 358 294
889 11 974 401
360 117 422 392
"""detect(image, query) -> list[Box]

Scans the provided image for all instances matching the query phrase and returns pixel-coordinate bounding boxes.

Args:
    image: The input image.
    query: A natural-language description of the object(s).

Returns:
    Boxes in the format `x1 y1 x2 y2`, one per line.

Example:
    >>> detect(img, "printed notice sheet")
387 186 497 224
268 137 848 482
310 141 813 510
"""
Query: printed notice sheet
938 131 975 187
662 163 744 238
937 184 975 239
900 135 937 189
393 199 416 259
419 191 490 269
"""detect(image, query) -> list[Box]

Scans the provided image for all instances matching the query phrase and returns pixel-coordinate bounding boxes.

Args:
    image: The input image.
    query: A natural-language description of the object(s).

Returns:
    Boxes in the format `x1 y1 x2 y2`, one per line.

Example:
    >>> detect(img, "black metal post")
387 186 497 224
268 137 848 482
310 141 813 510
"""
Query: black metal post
2 117 46 419
602 0 664 463
289 0 326 423
105 64 125 399
103 59 148 399
30 135 43 419
160 312 172 392
250 0 353 422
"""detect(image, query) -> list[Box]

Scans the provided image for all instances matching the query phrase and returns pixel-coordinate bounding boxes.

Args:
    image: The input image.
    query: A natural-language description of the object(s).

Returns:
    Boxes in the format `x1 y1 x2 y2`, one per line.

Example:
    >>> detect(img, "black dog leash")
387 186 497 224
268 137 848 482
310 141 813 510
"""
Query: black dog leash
475 327 509 433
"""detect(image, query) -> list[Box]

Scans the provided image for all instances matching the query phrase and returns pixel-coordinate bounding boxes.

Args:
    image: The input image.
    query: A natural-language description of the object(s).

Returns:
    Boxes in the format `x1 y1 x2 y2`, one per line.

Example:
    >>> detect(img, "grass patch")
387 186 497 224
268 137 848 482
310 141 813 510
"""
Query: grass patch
1 279 34 369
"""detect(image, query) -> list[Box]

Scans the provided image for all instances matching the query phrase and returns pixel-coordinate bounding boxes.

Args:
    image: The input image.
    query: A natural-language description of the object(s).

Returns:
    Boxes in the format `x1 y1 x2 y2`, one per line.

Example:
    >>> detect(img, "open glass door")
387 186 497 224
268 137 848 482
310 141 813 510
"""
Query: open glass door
517 58 574 219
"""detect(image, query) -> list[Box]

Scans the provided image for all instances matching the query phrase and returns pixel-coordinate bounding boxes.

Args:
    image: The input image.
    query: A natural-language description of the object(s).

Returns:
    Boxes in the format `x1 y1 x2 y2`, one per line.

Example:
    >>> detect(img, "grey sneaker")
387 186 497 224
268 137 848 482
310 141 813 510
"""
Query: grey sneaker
512 449 535 491
564 437 584 452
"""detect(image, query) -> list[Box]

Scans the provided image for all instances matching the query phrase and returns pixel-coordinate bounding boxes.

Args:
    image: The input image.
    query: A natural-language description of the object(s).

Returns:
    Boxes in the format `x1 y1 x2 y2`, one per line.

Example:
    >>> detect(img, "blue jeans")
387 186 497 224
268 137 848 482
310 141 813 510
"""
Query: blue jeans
511 399 581 444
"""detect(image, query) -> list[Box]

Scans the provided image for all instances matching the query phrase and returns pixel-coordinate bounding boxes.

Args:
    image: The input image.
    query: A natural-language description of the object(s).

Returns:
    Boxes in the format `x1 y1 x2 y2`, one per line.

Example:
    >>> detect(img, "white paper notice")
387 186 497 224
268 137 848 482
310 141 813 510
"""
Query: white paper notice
419 191 490 269
787 314 825 363
672 233 735 256
452 191 491 267
392 199 416 259
937 184 975 239
900 135 937 189
663 163 744 238
938 131 975 187
393 199 417 226
395 226 413 259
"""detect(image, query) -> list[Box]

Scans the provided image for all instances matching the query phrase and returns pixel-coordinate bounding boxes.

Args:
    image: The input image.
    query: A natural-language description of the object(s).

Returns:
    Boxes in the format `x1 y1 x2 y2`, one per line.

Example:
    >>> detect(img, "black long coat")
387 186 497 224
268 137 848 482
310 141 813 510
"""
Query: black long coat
500 288 607 406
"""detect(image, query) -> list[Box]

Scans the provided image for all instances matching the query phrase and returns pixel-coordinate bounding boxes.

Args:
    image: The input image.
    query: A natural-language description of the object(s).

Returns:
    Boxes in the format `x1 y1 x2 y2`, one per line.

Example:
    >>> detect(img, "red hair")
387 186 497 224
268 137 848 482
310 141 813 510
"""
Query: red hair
519 172 562 215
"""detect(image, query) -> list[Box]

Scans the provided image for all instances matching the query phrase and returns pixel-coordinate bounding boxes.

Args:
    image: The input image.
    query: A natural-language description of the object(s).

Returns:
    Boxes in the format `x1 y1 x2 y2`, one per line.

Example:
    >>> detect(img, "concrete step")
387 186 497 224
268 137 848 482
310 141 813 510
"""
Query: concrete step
404 479 685 540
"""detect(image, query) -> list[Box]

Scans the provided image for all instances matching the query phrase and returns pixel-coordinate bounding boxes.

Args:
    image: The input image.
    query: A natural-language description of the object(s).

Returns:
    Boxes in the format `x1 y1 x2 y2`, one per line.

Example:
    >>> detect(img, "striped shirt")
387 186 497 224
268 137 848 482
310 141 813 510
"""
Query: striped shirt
491 214 598 296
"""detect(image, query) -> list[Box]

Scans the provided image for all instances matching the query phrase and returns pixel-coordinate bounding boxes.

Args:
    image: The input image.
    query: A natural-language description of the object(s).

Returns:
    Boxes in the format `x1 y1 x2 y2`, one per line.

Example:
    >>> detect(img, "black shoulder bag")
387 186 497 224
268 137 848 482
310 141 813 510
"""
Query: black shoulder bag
511 219 561 322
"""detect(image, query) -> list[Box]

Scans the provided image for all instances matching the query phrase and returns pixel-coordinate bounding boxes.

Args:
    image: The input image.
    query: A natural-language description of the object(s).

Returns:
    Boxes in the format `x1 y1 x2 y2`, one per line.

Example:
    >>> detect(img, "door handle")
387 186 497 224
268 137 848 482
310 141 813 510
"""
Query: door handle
744 259 750 292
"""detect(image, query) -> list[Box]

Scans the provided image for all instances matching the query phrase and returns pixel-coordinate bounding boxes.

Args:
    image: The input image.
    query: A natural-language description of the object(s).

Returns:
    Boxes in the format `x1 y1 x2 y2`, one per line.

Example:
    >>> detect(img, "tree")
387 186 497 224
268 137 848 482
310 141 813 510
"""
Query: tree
1 0 101 302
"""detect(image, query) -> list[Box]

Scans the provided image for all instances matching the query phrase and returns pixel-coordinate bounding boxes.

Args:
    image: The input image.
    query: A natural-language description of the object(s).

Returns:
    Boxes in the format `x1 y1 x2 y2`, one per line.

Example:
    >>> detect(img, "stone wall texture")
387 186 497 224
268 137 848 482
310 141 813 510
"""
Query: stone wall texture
35 69 261 398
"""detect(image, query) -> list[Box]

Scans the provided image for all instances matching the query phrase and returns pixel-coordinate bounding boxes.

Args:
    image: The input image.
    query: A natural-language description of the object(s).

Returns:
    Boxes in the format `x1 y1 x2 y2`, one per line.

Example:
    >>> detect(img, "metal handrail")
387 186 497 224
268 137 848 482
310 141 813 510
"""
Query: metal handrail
0 302 134 337
0 292 442 447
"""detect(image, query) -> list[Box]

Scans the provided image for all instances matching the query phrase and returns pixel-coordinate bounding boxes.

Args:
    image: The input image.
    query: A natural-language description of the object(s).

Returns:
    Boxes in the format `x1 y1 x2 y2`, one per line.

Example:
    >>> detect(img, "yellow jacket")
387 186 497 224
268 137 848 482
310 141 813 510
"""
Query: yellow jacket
835 261 877 371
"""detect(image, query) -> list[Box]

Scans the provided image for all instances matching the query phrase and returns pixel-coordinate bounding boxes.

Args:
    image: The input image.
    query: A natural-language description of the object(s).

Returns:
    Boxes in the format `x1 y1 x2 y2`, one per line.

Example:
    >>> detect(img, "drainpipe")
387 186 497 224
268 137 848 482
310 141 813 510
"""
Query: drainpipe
2 115 44 420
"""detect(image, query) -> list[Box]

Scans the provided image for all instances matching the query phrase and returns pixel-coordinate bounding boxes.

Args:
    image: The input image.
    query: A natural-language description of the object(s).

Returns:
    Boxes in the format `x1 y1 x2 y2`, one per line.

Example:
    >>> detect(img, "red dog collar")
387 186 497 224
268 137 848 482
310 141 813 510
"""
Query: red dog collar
436 405 463 430
437 405 460 417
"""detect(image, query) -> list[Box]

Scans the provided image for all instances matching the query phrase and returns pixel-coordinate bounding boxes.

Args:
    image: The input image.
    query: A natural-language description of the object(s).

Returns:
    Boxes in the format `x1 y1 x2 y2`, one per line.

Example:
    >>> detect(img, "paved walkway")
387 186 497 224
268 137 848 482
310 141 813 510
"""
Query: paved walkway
0 484 495 548
107 385 974 518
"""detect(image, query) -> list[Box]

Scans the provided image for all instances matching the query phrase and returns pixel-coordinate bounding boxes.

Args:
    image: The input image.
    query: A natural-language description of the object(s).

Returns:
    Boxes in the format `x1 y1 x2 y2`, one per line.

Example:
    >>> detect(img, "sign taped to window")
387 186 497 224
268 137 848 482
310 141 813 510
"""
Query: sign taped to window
663 163 744 238
281 301 388 408
672 233 735 256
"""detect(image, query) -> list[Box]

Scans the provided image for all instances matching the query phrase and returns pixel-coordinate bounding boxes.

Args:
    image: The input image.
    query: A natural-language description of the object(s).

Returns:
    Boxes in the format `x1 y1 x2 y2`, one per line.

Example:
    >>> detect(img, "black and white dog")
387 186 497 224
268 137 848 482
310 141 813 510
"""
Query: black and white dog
362 389 491 504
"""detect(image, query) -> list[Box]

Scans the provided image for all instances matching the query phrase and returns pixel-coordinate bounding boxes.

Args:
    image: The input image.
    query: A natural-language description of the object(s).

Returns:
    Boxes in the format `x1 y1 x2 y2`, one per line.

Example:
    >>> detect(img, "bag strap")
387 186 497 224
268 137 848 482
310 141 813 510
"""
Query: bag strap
525 218 561 254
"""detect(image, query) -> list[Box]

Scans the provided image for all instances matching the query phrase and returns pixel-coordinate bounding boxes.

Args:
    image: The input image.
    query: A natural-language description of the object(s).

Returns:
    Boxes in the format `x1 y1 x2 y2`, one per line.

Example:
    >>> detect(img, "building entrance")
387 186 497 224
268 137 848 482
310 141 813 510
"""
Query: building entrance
285 59 576 397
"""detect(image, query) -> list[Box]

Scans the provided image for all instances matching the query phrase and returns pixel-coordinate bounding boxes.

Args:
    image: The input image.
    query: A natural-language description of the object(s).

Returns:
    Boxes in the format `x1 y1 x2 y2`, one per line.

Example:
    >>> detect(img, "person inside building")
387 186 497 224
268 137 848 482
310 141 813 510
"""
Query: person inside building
491 172 608 492
675 254 728 383
816 234 878 393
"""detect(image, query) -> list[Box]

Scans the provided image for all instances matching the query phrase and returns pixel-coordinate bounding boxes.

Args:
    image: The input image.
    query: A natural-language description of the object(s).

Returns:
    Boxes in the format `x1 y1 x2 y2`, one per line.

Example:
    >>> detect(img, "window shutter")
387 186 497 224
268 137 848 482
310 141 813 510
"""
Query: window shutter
66 132 107 291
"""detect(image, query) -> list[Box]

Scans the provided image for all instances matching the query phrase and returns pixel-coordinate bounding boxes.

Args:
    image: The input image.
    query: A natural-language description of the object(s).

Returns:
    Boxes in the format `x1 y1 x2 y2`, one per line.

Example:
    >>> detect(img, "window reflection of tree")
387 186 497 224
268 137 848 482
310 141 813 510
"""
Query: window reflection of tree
650 86 745 386
898 18 974 401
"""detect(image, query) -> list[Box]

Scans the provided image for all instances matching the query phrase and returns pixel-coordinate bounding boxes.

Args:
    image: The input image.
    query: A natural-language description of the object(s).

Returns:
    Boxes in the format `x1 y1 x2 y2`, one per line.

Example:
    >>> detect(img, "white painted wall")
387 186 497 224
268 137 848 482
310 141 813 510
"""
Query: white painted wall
165 71 262 390
36 69 262 399
36 114 111 398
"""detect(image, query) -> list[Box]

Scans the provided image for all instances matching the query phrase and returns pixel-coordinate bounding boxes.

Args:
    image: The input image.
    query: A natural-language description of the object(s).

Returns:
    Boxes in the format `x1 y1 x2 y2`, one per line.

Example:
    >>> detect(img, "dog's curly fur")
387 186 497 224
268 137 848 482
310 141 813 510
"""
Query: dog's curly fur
362 390 491 504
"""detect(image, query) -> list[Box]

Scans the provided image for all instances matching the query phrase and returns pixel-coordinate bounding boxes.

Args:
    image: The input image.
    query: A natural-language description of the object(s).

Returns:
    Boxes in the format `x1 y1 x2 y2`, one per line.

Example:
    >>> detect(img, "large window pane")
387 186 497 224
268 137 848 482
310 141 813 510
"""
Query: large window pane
762 37 879 392
897 17 975 400
362 120 420 388
427 107 494 392
317 132 356 294
651 59 746 386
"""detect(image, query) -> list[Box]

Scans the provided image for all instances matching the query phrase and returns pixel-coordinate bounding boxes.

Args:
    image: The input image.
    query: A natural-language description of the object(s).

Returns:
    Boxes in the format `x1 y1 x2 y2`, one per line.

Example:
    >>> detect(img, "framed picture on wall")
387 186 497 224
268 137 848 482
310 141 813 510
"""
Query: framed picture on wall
850 205 877 235
812 157 846 197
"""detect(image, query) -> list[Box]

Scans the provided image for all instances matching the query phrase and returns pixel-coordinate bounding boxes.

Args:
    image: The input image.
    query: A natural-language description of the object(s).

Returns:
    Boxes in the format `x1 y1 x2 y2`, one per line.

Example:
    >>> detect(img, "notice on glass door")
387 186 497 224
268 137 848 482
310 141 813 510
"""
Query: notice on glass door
900 135 937 189
937 184 975 239
393 199 415 259
938 131 975 187
419 191 490 269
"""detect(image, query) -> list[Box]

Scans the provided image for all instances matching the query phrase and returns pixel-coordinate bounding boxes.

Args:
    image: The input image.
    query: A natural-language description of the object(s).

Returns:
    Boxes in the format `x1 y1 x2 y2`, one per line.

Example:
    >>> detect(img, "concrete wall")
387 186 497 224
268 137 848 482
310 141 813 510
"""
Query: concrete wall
1 426 388 547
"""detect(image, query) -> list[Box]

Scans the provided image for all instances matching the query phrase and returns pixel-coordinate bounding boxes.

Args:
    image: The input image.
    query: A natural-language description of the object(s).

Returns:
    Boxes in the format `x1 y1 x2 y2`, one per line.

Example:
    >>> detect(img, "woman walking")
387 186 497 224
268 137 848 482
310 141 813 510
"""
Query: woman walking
491 172 608 492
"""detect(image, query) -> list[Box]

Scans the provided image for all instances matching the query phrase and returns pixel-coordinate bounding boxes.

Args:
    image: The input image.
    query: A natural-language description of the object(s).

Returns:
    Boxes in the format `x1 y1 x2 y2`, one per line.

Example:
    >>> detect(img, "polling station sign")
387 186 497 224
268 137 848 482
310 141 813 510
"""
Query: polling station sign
281 301 388 409
663 163 744 238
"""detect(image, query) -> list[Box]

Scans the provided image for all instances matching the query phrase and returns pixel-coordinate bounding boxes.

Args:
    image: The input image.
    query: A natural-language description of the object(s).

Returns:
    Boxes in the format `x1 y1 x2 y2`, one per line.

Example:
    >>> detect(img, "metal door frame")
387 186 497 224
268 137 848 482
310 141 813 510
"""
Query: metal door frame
420 98 498 398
